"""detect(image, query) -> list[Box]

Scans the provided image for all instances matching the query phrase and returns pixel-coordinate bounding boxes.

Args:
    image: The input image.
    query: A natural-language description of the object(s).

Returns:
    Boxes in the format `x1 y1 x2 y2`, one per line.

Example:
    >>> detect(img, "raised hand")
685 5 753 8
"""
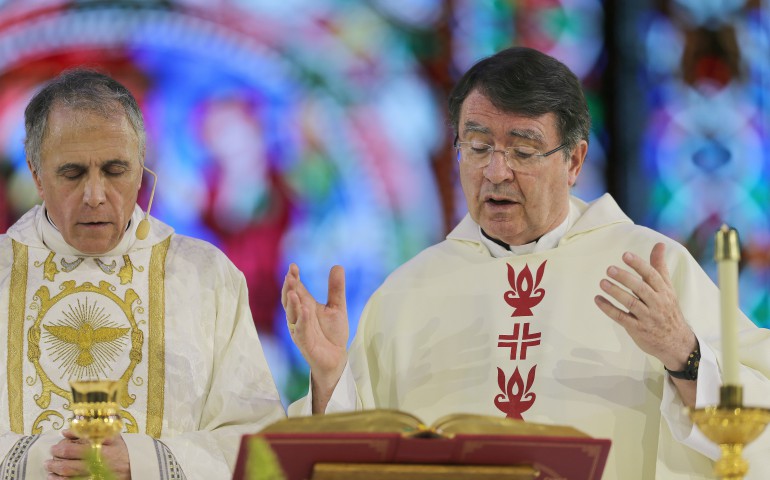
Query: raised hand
282 263 349 412
594 243 698 404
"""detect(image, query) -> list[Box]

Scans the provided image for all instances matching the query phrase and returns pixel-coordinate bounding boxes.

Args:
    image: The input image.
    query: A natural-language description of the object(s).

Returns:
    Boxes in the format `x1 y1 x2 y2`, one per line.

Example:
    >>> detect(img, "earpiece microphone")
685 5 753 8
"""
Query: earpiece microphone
136 165 157 240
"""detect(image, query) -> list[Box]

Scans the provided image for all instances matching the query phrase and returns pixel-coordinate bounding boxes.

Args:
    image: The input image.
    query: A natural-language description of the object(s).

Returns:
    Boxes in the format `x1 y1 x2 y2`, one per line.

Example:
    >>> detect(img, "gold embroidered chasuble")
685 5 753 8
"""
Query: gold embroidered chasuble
7 236 169 438
0 204 285 480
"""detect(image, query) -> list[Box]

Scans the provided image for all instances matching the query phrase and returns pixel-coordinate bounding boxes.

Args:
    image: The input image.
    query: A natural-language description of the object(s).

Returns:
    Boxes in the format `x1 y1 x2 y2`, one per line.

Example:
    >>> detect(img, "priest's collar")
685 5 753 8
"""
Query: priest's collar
38 203 144 257
478 202 581 258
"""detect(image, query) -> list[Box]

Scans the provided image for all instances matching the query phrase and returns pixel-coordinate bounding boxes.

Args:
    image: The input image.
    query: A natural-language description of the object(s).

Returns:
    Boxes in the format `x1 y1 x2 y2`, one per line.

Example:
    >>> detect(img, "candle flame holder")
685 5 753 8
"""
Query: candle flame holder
689 385 770 480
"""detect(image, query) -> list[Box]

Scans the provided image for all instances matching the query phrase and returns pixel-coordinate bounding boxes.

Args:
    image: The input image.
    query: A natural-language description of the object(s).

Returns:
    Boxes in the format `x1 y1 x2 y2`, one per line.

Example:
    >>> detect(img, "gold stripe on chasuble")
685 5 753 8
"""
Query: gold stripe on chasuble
8 241 27 433
147 236 171 438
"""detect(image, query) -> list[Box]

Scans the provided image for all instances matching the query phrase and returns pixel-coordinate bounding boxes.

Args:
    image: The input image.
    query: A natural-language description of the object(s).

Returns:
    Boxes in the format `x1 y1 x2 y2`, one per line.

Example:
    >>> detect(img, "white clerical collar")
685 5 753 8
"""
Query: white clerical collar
479 202 580 258
39 204 142 257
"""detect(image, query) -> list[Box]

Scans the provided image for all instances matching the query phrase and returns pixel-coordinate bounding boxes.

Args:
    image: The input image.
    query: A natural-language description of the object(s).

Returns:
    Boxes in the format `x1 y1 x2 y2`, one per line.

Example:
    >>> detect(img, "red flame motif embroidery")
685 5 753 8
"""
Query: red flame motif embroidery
503 261 547 317
494 366 537 419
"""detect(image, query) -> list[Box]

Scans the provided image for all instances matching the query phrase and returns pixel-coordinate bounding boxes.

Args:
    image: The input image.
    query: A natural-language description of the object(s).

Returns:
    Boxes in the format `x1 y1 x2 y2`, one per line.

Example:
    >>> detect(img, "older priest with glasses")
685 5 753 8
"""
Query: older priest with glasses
283 47 770 478
0 69 284 479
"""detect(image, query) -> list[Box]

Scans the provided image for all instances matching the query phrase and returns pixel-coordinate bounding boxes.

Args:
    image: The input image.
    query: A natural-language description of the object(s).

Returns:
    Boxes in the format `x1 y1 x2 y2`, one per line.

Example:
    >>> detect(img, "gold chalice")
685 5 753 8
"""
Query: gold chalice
69 380 124 478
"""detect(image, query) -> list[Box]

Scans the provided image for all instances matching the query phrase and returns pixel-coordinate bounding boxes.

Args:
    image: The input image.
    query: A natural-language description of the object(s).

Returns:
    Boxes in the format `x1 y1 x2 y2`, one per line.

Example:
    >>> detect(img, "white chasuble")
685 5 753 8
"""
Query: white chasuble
7 237 169 439
294 194 770 480
0 205 285 480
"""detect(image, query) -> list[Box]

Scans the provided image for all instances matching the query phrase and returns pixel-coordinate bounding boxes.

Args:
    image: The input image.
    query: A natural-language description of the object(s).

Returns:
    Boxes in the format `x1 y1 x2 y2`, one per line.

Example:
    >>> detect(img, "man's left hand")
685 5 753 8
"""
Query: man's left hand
46 430 131 479
594 242 698 373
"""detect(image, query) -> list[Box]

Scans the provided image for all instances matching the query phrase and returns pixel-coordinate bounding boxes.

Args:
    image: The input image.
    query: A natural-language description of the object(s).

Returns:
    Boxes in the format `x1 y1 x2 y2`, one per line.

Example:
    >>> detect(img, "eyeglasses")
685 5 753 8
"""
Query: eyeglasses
455 140 568 171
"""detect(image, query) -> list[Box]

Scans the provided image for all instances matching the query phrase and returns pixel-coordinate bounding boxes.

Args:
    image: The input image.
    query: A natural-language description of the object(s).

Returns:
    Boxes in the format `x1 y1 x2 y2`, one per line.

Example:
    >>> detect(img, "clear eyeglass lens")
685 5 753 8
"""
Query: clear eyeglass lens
458 142 542 169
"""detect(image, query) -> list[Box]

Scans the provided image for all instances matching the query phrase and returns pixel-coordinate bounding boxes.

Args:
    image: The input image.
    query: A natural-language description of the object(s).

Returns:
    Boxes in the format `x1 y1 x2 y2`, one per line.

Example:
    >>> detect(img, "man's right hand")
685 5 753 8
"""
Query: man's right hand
282 263 349 413
46 430 130 479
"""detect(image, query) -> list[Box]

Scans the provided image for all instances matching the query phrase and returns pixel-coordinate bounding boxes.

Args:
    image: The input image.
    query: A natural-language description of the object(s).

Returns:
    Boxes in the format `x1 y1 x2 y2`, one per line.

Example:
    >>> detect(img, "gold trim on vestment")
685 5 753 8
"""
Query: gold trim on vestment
8 241 28 434
147 236 170 438
120 408 138 433
28 281 144 413
25 280 144 436
39 251 59 281
31 410 64 434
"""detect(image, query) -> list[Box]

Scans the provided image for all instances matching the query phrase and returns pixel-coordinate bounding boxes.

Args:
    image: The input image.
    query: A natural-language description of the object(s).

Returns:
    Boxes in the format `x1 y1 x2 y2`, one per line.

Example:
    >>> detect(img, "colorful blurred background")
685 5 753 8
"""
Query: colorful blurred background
0 0 768 405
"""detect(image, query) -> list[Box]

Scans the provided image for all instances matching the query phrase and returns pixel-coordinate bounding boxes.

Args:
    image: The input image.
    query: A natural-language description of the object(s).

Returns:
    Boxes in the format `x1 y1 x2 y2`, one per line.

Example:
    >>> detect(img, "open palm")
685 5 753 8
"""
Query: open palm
282 264 349 394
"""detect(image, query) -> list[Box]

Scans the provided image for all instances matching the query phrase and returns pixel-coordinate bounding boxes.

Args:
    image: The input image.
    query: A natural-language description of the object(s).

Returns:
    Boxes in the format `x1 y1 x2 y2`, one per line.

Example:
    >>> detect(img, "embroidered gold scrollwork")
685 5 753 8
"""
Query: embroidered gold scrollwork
32 410 65 434
117 255 144 285
26 289 63 409
119 409 139 433
27 280 145 412
33 251 59 282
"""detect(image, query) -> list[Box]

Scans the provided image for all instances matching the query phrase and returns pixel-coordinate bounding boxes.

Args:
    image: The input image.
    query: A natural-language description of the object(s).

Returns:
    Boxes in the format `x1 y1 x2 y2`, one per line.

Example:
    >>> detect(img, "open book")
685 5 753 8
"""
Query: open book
233 410 611 480
259 409 590 438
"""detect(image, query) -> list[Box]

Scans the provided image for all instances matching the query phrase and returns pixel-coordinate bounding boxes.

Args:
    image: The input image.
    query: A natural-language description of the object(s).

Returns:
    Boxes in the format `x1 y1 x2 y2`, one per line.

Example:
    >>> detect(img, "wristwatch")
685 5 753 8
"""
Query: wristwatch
664 343 700 381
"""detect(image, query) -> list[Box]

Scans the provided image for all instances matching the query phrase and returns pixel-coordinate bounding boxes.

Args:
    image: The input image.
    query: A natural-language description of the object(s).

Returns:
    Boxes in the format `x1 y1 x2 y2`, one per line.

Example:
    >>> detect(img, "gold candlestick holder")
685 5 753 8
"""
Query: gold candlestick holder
69 380 124 479
689 385 770 479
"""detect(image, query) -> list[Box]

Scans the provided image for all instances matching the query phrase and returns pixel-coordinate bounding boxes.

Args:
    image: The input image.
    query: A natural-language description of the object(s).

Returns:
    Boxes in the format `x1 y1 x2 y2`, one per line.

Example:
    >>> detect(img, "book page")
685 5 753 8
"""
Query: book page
259 409 427 434
431 413 589 438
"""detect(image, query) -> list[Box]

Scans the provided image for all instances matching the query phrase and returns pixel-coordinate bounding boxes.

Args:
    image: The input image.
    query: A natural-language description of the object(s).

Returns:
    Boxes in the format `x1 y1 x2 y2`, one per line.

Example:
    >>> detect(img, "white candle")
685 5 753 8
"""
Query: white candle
715 225 740 386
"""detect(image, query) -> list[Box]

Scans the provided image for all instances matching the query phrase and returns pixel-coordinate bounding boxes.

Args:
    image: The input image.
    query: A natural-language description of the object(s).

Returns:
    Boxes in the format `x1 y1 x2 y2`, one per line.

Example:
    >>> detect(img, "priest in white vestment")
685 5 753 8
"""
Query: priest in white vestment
0 69 284 479
283 47 770 479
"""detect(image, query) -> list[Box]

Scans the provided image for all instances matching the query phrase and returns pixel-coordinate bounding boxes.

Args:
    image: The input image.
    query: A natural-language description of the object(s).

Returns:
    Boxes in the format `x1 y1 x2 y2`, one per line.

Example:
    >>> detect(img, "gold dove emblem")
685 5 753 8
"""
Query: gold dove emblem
41 298 131 379
44 323 130 367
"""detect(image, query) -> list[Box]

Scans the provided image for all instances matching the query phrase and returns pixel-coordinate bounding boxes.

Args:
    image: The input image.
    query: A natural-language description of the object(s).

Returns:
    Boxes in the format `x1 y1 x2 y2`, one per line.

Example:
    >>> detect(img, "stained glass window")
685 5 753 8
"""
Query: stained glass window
0 0 608 403
623 0 770 328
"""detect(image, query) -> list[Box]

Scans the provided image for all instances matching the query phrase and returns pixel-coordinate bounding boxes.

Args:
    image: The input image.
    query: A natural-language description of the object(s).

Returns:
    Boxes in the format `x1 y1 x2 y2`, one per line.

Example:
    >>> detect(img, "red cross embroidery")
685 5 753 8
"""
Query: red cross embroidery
498 323 541 360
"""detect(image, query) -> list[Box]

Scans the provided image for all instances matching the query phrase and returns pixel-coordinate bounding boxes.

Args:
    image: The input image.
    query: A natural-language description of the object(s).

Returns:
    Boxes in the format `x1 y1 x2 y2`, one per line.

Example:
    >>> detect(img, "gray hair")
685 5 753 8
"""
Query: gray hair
448 47 591 157
24 68 146 172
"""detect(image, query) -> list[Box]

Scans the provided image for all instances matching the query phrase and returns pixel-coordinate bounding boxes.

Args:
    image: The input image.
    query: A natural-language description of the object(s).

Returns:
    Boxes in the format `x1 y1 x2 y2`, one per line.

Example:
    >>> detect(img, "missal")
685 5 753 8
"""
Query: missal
232 410 611 480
